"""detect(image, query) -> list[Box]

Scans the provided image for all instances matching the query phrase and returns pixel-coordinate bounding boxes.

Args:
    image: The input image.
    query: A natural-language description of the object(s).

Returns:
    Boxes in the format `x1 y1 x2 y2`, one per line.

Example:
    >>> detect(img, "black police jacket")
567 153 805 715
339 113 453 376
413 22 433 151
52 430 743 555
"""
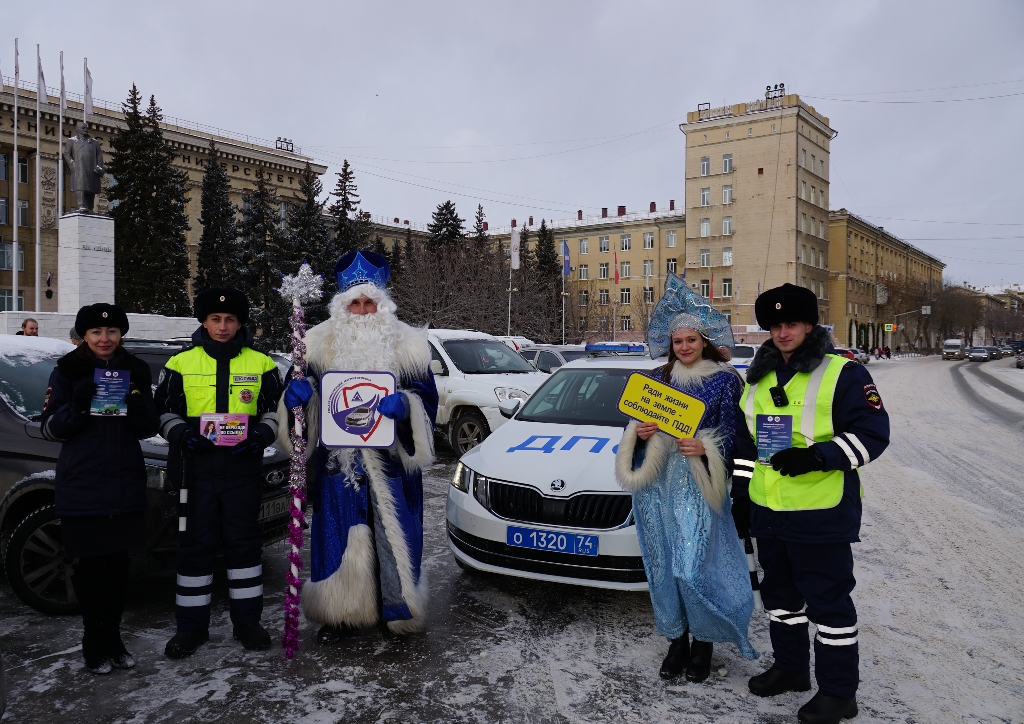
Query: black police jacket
40 347 160 517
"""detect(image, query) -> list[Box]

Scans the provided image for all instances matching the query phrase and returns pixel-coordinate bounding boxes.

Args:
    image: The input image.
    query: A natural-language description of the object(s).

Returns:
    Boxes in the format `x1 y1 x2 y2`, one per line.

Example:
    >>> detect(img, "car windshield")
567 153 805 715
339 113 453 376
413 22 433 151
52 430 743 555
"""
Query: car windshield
517 367 632 427
732 345 756 358
970 348 986 352
441 339 535 374
0 351 63 420
560 350 591 362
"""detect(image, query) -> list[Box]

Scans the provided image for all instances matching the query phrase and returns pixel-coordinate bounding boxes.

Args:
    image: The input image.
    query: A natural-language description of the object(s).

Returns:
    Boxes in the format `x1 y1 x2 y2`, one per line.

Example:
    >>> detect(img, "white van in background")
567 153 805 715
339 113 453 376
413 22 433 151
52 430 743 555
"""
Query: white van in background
942 338 967 360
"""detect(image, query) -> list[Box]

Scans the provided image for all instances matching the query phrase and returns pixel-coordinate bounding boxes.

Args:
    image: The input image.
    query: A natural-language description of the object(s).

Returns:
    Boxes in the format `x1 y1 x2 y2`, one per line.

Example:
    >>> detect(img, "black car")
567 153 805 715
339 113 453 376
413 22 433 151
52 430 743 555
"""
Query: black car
0 335 294 615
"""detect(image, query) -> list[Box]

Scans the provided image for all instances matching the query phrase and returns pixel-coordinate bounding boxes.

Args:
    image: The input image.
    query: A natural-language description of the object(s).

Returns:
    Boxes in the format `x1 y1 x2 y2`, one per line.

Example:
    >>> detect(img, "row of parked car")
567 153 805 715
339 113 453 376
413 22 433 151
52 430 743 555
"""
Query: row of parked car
967 345 1017 362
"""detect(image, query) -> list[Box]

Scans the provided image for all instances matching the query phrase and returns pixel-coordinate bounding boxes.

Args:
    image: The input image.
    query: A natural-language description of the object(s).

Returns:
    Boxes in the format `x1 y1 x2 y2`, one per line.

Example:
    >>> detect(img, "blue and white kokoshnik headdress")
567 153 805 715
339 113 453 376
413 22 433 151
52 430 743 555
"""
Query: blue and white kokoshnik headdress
335 250 391 292
647 271 736 359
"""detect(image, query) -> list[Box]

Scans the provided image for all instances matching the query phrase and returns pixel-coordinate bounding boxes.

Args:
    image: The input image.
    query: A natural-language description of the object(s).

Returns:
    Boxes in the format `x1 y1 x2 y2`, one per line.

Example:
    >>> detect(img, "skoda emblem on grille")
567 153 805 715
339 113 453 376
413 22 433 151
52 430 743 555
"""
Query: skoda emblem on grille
550 479 566 492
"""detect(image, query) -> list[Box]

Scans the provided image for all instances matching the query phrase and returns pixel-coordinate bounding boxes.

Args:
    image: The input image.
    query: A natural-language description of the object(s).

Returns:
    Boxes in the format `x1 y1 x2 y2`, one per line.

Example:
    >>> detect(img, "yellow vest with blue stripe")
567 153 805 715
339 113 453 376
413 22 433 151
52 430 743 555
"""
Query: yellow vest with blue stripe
740 354 851 511
165 346 277 416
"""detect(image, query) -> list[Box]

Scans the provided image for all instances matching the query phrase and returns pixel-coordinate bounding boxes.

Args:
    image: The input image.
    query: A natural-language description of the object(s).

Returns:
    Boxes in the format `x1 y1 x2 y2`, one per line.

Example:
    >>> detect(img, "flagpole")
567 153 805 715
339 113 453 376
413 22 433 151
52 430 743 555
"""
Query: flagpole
34 45 43 312
58 51 64 232
561 240 566 345
12 39 19 312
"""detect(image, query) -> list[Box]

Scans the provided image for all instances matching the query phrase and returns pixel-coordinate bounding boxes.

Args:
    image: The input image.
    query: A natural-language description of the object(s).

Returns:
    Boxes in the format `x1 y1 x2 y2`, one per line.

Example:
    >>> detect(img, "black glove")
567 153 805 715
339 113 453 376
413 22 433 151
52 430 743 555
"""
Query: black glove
231 423 274 457
770 446 825 477
125 390 147 419
72 381 98 415
174 425 216 455
731 495 751 539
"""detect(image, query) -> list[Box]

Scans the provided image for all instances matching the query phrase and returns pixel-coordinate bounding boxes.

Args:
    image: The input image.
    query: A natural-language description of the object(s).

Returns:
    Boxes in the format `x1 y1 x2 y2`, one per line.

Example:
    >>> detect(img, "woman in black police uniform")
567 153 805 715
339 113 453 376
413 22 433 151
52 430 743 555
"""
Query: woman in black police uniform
40 304 160 674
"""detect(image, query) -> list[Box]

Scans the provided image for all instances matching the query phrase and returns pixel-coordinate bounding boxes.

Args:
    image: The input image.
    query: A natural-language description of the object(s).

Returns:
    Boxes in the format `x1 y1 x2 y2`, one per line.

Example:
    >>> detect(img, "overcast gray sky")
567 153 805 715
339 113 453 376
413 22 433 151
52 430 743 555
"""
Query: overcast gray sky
8 1 1024 286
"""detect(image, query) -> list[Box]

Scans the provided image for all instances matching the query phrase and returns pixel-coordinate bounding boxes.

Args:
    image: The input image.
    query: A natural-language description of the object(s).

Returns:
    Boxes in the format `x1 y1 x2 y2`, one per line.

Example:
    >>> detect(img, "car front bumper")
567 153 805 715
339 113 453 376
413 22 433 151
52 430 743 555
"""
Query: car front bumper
445 486 648 591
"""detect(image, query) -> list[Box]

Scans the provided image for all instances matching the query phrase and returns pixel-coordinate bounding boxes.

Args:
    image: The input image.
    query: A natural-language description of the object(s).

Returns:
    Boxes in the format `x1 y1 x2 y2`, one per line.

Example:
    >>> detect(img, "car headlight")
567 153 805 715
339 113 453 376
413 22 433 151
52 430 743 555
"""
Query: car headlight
474 475 490 509
495 387 529 403
451 461 475 492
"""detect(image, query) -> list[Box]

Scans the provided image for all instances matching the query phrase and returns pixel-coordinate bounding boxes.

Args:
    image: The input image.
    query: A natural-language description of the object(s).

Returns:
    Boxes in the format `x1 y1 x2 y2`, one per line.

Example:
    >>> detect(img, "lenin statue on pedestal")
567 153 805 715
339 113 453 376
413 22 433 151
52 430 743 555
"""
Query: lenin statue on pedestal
63 122 106 212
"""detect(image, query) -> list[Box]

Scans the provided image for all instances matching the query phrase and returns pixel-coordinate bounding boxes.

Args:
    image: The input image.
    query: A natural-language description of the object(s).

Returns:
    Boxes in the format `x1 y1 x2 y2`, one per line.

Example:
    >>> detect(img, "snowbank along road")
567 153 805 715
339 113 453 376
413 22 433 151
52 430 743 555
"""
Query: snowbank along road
0 355 1022 723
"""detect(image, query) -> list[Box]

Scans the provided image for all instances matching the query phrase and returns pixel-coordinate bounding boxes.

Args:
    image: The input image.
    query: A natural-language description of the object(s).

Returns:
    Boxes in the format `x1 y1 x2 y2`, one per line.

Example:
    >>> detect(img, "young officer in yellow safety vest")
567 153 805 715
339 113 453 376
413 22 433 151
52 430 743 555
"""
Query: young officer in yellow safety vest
732 284 889 724
155 288 284 659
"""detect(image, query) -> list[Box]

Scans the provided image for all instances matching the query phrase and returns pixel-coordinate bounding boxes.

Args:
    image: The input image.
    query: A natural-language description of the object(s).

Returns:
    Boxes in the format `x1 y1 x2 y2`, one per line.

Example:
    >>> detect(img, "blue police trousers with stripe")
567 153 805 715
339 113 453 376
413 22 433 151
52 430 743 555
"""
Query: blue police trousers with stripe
175 480 264 632
756 538 859 699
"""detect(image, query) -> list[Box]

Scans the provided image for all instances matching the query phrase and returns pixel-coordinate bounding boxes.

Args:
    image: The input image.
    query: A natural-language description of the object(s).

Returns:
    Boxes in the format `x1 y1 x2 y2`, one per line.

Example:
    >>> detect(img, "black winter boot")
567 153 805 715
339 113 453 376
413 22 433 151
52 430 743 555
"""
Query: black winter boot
317 624 357 645
233 623 271 651
685 639 713 683
73 558 112 675
164 630 209 659
103 553 134 669
748 666 813 697
798 690 858 723
659 634 690 680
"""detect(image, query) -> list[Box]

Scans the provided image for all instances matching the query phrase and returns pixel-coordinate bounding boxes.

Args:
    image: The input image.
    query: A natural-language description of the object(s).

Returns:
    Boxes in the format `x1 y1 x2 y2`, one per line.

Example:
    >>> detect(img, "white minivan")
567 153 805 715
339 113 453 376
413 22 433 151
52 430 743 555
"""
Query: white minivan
428 330 548 455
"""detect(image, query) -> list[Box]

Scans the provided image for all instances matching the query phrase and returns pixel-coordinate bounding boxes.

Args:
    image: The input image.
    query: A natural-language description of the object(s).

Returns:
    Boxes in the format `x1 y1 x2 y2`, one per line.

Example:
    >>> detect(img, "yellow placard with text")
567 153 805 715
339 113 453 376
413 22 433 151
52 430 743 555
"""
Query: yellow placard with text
617 373 706 439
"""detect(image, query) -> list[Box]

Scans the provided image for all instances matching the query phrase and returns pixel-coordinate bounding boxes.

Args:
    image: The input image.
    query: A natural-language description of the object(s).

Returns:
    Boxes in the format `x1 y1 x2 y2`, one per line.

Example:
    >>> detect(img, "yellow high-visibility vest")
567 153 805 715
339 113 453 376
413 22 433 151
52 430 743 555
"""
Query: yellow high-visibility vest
165 345 276 417
741 354 852 511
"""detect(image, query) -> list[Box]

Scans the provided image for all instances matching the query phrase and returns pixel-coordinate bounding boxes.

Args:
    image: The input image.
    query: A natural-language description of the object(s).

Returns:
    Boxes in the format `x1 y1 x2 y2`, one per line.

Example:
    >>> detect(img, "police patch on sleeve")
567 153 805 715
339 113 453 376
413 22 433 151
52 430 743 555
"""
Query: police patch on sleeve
863 383 883 409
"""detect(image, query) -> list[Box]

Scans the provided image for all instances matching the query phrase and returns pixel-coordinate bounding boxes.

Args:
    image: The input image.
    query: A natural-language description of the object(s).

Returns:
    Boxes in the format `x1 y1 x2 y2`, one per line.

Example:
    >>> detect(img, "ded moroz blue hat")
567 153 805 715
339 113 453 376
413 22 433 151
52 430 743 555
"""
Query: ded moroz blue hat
335 250 390 292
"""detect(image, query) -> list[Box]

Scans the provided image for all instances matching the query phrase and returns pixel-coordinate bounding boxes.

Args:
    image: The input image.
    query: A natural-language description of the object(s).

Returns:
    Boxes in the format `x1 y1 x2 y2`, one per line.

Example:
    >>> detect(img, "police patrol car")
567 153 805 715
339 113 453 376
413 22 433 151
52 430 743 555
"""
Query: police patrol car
446 344 661 591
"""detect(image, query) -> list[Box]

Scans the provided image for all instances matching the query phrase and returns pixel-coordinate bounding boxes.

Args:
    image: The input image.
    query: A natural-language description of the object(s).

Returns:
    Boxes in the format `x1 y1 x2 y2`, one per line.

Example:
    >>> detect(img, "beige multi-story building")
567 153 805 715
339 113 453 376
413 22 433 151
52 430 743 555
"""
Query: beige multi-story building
1 77 325 311
679 90 835 332
488 205 686 340
827 209 945 349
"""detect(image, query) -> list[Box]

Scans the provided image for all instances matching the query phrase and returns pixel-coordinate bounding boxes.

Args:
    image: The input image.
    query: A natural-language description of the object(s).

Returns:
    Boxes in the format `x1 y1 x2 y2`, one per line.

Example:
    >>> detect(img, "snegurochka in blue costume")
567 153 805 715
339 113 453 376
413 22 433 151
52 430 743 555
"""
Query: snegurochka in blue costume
615 272 757 682
280 251 438 643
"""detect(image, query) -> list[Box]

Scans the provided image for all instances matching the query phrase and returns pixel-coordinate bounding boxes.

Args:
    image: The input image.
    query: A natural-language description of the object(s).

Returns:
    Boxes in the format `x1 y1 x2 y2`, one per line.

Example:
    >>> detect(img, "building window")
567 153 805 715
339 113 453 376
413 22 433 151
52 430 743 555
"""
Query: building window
801 149 806 168
811 186 816 205
820 190 826 207
579 289 589 306
722 247 733 266
621 315 632 331
722 278 733 297
599 236 610 253
666 230 677 248
0 198 7 226
579 238 589 254
0 289 25 312
18 201 29 227
700 187 710 206
620 288 631 305
700 248 710 267
18 157 28 184
820 159 825 175
700 157 710 176
771 124 776 132
819 220 825 238
748 128 753 136
819 281 825 298
801 181 806 200
578 264 589 280
703 134 708 142
279 202 288 231
599 262 609 280
723 216 733 235
620 234 631 251
723 154 733 173
723 309 732 323
644 286 654 303
700 218 710 237
642 259 653 276
599 316 609 332
725 131 730 139
800 214 806 233
810 218 816 237
599 289 609 305
700 279 710 297
801 245 806 263
620 260 630 278
643 232 654 249
723 185 732 204
0 153 7 181
0 242 26 271
666 258 677 274
811 154 816 172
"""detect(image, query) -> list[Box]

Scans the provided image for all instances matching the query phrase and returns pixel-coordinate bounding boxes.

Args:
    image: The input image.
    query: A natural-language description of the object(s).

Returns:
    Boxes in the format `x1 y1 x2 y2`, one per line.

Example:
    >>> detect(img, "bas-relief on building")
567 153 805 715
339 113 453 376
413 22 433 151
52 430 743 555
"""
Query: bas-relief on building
0 79 326 311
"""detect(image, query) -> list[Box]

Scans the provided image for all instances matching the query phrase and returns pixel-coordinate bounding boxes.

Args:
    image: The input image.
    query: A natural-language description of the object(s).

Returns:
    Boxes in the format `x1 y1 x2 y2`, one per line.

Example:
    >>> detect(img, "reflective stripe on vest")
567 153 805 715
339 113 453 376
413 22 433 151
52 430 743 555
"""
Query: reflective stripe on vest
741 354 849 511
165 346 277 417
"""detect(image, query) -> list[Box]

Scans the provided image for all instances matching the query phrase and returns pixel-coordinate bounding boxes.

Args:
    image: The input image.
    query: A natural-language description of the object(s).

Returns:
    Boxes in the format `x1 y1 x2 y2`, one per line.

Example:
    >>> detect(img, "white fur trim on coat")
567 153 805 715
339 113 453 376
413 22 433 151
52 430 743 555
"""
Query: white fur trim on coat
615 421 676 492
687 427 728 514
394 391 434 473
359 448 429 634
301 524 378 627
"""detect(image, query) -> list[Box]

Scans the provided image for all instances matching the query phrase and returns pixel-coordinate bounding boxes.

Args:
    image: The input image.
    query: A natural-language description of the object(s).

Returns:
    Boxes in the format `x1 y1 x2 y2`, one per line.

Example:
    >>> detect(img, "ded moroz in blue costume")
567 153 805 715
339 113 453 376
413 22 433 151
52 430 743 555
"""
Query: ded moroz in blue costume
279 251 438 641
615 272 757 682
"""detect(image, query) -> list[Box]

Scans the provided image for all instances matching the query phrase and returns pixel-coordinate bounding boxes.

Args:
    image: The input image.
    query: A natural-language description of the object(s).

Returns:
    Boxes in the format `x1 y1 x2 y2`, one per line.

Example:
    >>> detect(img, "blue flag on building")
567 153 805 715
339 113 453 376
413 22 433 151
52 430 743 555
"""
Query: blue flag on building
562 240 571 277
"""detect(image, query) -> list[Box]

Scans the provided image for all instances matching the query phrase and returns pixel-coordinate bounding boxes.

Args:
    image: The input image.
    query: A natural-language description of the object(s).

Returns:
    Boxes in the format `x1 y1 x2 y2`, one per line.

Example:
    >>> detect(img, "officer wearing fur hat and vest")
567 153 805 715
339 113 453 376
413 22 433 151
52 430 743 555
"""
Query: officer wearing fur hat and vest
40 304 160 674
732 284 889 724
155 288 284 658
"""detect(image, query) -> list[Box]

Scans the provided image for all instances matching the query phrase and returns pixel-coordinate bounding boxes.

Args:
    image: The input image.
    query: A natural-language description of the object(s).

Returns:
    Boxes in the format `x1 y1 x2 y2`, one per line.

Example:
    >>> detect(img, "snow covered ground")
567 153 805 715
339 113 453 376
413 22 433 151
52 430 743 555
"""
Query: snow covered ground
1 356 1022 723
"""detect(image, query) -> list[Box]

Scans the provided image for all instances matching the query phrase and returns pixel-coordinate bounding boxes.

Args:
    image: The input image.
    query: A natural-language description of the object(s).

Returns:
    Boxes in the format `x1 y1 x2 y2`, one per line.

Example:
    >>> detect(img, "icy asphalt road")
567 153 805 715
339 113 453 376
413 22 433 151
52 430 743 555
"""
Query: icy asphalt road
1 356 1023 724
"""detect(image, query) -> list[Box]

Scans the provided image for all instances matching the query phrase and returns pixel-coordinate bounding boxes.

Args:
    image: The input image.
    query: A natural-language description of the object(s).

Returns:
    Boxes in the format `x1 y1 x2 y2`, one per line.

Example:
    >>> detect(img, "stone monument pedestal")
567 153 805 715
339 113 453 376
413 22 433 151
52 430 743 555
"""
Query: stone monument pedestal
57 211 115 313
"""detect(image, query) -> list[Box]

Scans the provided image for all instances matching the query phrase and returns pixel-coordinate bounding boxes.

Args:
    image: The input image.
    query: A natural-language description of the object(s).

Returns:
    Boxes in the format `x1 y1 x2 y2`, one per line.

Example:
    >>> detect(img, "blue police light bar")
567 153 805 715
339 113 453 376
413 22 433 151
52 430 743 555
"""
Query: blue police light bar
584 343 647 353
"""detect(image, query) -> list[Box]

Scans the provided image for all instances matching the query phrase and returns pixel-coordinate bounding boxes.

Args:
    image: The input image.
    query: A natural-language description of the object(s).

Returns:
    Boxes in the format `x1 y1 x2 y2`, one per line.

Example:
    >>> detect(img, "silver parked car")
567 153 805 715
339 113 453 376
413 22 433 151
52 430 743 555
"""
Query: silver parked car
519 345 591 374
968 347 991 362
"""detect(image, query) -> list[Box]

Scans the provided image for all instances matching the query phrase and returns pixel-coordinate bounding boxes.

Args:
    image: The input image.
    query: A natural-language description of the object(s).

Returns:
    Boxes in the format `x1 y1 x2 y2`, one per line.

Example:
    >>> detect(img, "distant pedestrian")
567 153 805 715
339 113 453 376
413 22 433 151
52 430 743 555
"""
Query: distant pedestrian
39 304 160 674
896 345 901 356
884 346 891 360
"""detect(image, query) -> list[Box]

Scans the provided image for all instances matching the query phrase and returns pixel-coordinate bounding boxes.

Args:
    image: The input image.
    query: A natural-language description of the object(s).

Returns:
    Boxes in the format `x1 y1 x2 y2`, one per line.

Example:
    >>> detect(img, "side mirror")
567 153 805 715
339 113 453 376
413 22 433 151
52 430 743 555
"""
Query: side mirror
430 359 446 376
498 400 521 419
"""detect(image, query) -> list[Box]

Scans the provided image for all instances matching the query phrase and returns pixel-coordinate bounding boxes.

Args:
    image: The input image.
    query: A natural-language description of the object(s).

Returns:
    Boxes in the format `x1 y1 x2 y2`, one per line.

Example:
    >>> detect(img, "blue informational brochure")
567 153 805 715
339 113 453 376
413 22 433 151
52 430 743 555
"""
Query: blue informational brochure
91 368 131 416
755 414 793 465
